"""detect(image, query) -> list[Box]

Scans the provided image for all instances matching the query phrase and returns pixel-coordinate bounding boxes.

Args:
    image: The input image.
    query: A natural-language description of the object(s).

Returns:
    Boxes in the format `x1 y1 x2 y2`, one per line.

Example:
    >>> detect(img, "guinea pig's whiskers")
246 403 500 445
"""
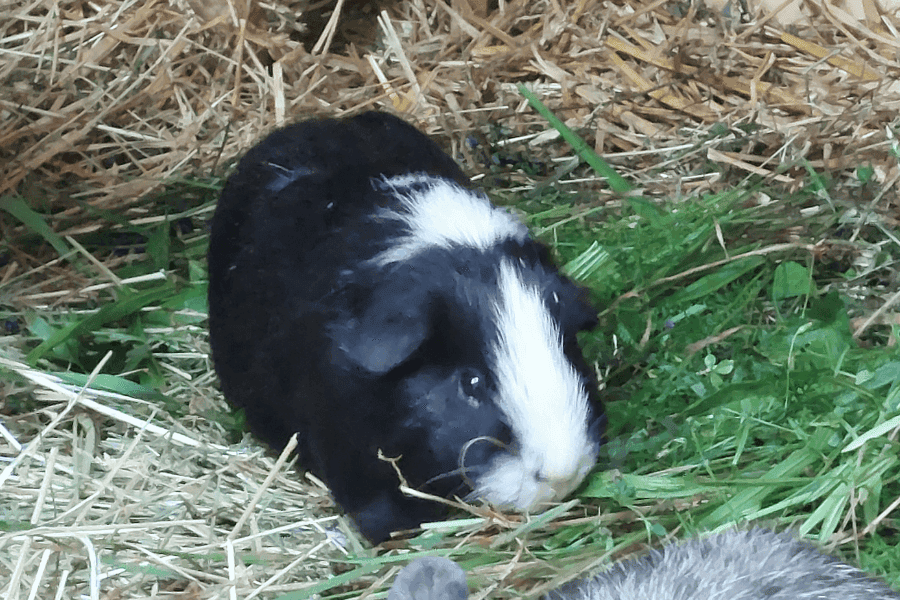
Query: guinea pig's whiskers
458 436 509 489
423 466 478 487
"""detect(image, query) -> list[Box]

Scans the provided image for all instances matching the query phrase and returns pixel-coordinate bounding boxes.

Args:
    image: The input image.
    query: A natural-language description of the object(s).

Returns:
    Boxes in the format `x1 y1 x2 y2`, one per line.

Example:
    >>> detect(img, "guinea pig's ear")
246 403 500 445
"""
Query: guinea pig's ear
331 285 431 375
553 283 598 334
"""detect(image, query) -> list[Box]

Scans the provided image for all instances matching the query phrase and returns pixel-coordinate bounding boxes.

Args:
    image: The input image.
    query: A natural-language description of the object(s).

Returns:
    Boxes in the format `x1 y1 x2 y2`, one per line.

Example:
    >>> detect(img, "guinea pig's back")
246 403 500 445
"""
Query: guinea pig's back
547 529 900 600
209 112 467 285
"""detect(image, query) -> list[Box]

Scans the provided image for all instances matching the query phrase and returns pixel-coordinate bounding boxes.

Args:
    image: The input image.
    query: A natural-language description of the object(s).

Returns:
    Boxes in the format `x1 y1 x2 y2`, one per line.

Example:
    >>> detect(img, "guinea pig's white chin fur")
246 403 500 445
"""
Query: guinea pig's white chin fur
473 448 597 511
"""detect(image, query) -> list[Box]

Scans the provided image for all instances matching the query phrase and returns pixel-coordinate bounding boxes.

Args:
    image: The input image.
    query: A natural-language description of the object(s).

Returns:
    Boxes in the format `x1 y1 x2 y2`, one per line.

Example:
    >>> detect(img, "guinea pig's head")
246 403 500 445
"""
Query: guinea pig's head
332 174 604 513
468 256 603 509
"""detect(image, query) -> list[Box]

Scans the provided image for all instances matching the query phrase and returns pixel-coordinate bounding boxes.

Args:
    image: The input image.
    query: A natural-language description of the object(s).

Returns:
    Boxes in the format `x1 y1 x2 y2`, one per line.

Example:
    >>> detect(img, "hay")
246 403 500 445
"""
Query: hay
2 0 900 598
2 0 899 220
0 355 348 599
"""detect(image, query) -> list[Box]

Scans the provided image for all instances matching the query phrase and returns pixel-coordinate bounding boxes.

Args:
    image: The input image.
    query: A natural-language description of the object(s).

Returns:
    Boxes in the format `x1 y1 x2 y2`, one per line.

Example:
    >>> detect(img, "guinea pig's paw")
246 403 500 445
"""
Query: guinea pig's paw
349 491 436 544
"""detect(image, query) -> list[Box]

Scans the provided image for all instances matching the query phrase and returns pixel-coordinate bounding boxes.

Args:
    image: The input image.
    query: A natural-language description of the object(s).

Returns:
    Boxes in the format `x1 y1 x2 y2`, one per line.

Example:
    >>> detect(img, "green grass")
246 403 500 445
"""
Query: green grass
508 96 900 588
1 106 898 598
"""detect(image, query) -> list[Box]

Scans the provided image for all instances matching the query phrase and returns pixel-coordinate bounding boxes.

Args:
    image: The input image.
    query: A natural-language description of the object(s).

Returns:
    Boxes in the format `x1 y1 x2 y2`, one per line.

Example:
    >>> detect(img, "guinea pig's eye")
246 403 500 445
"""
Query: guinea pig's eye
459 369 486 405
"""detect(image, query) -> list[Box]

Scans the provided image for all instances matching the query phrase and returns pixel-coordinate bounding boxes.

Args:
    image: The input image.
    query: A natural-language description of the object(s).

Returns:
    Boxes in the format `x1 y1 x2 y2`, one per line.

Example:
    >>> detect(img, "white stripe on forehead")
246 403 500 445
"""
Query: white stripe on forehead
491 259 593 481
371 174 528 266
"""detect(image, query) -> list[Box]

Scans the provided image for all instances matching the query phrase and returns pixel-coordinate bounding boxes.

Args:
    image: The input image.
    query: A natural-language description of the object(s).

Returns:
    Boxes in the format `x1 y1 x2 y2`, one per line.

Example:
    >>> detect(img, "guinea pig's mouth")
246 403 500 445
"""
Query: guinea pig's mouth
468 448 598 512
420 437 596 513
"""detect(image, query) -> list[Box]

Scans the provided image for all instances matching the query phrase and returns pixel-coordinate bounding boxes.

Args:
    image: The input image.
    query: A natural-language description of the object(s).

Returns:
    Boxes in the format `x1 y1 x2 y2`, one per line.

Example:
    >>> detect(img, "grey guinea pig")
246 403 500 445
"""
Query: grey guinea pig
387 529 900 600
388 556 468 600
207 111 605 543
546 528 900 600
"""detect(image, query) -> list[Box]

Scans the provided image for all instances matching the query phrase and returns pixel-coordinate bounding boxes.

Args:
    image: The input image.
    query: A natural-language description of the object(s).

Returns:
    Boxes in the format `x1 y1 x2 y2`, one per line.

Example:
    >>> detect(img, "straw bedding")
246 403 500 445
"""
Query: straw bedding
2 0 899 214
1 0 899 598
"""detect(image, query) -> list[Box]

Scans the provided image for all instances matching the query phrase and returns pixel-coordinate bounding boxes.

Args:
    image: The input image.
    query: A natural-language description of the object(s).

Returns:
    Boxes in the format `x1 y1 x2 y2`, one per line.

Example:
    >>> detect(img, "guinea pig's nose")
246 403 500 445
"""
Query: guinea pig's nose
535 470 568 487
533 473 574 502
534 455 596 500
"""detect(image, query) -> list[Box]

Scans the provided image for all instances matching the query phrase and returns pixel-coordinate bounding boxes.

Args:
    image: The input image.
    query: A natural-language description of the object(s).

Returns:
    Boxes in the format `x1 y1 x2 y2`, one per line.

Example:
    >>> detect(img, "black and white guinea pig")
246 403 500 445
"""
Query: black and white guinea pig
207 111 605 543
387 529 900 600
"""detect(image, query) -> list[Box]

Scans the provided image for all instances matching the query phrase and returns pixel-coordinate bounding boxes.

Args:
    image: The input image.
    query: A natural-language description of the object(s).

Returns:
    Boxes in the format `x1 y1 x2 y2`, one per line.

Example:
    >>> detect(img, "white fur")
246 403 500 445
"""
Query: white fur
371 173 596 511
372 175 528 266
476 260 597 510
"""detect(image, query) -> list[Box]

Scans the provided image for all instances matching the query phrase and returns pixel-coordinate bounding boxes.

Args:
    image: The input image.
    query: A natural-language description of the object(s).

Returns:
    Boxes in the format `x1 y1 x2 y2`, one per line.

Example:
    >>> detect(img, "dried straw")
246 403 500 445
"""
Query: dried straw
1 0 898 220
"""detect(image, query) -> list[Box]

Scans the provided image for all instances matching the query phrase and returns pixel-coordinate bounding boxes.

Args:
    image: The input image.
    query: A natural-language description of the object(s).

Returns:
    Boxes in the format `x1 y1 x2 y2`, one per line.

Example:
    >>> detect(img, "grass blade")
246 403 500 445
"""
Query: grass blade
0 195 70 258
25 285 174 364
517 84 633 195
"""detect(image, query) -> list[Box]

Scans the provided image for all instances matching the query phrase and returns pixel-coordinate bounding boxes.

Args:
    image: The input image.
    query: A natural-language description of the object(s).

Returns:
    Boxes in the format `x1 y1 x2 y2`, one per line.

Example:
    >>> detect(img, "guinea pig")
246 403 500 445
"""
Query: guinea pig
546 528 900 600
207 111 605 543
387 529 900 600
388 556 468 600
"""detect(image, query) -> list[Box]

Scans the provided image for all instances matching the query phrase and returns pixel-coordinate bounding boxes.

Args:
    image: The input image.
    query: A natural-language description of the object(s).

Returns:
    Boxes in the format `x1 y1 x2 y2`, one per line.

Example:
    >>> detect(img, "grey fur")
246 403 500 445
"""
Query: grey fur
388 556 468 600
546 528 900 600
387 530 899 600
